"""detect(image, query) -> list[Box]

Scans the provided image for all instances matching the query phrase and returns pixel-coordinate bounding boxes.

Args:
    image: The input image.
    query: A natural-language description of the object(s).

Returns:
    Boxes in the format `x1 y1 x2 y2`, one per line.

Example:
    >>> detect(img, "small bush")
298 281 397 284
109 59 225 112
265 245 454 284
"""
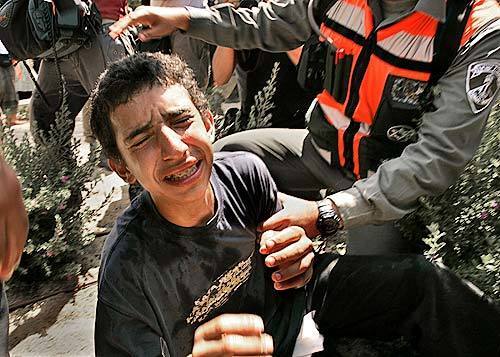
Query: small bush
399 102 500 300
1 96 101 281
213 62 279 140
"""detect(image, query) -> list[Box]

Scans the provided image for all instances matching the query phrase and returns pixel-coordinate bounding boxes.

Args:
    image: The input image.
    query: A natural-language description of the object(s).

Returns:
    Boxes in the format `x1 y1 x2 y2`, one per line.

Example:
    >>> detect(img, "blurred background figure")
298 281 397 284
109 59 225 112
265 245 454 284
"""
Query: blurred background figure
29 0 133 143
212 0 315 130
150 0 213 91
0 41 22 126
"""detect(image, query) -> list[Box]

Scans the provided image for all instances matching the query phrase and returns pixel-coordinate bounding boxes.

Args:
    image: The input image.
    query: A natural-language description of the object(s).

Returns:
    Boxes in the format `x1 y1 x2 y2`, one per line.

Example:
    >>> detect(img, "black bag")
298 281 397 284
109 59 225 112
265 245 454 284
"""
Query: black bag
0 0 53 60
0 0 101 60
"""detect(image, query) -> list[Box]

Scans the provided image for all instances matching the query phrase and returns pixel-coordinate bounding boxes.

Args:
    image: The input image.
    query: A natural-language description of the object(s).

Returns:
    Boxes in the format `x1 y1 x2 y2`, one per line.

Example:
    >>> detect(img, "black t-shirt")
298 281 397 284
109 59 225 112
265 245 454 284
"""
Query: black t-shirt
95 152 305 356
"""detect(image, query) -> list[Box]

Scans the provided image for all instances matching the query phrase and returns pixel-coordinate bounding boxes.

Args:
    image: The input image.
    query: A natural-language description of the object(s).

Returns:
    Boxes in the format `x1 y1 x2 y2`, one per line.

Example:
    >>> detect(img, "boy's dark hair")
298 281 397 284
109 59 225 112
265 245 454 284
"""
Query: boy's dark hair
90 52 209 161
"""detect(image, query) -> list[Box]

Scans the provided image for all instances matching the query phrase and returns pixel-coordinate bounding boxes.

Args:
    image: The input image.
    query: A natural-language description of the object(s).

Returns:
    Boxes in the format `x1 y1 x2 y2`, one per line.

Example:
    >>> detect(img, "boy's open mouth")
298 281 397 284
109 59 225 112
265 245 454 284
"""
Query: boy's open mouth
164 161 201 182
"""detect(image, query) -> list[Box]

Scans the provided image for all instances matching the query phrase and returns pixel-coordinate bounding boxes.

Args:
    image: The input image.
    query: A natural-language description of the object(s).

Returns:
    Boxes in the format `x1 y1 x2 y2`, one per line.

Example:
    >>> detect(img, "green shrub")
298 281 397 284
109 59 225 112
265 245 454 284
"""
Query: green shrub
213 62 279 140
1 97 101 281
399 102 500 300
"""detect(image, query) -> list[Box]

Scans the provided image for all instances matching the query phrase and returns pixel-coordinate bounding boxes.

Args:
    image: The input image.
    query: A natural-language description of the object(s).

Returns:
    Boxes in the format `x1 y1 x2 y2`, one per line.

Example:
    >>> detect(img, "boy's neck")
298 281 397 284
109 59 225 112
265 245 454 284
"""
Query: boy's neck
153 185 216 228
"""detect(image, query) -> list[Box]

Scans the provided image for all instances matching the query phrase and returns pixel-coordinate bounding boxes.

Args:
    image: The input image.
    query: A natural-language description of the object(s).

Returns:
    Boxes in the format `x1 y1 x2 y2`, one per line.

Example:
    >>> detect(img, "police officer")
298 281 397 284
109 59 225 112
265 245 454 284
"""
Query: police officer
29 0 133 139
109 0 500 253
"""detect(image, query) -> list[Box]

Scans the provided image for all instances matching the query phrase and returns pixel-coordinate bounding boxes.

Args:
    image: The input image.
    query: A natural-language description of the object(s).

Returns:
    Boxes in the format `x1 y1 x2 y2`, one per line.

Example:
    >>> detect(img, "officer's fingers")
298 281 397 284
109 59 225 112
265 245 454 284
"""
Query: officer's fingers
137 27 164 41
272 251 315 284
274 264 313 290
259 230 276 253
260 226 305 254
109 8 150 38
194 314 264 342
277 192 294 206
192 334 273 357
265 236 313 268
258 209 291 233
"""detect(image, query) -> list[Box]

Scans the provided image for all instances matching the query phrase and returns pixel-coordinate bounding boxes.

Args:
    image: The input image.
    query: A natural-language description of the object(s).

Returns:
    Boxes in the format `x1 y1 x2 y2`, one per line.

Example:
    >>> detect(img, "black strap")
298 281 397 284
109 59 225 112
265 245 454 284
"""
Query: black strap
21 60 51 107
430 0 474 85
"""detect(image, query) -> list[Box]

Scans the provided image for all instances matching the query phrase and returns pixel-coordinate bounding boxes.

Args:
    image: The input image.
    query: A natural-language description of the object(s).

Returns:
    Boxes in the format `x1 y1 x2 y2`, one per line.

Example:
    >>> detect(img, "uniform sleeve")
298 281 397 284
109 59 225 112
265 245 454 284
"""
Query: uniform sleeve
186 0 312 51
95 299 166 357
329 29 500 228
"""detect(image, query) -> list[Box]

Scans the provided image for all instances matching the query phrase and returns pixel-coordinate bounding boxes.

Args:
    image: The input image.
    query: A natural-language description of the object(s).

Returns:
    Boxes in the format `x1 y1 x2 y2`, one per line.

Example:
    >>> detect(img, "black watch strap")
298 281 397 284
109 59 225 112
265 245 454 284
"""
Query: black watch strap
316 198 342 237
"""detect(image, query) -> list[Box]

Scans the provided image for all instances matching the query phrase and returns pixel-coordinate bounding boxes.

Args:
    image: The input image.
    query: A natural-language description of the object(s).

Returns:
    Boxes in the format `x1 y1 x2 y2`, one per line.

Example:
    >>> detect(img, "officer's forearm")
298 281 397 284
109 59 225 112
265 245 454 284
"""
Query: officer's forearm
186 0 312 51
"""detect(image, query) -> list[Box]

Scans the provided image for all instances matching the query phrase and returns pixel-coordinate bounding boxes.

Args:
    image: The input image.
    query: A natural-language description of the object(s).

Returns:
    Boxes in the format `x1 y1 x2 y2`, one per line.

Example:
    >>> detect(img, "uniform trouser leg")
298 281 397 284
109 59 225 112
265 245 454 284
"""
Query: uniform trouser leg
215 128 353 197
310 254 500 356
28 56 88 139
0 283 8 357
0 66 19 120
214 128 411 254
29 31 130 138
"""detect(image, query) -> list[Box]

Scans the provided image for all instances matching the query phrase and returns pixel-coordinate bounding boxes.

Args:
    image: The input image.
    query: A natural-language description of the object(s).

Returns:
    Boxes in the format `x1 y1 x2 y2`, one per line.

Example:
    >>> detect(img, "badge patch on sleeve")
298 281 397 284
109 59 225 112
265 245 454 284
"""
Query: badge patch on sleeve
466 62 499 114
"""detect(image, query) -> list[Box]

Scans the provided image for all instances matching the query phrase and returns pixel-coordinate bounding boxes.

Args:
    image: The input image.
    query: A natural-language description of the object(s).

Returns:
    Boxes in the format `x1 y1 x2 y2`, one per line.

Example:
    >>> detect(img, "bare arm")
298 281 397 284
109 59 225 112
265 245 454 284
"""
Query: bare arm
0 154 28 281
286 46 303 66
212 46 236 86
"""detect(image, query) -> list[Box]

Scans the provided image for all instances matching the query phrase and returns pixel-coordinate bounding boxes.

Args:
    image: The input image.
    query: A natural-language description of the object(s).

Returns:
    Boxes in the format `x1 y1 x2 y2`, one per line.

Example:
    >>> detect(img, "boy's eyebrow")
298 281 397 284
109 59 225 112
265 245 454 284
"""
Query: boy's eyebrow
160 107 191 119
124 107 192 143
125 119 153 143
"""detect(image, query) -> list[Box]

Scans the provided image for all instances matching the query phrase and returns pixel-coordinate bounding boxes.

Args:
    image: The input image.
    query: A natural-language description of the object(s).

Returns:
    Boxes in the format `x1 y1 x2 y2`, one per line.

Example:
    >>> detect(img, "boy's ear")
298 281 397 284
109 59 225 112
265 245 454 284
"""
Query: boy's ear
109 158 137 184
202 110 215 142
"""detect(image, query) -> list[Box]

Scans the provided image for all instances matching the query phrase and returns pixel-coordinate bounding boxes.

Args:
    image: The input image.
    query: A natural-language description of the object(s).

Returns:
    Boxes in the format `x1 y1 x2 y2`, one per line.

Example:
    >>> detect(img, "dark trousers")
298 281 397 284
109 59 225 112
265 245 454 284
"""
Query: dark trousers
0 283 8 356
29 28 130 140
310 254 500 356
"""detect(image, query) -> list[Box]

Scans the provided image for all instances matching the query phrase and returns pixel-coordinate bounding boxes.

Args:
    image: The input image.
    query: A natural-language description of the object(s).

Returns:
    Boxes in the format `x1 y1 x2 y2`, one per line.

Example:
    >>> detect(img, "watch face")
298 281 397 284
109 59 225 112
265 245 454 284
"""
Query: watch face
317 200 340 236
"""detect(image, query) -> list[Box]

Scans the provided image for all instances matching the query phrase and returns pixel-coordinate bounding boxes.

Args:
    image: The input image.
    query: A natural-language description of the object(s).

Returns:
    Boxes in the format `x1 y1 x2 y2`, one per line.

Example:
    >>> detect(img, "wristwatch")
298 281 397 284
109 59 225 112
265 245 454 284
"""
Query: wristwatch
316 198 343 237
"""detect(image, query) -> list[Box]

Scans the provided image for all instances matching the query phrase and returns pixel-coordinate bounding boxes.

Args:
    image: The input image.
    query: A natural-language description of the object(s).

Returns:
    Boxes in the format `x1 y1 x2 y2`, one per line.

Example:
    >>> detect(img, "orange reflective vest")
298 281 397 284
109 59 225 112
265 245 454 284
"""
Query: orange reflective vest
307 0 500 179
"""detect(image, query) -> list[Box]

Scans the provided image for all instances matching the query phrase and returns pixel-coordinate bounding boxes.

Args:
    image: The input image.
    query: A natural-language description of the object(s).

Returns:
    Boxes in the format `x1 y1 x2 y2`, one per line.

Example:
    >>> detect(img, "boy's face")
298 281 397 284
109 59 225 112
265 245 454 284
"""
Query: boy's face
109 84 214 208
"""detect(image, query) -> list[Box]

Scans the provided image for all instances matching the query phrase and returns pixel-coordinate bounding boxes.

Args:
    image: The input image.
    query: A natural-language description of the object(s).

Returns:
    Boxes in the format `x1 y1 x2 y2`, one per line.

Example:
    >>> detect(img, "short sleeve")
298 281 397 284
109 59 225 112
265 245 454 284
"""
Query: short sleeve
95 300 166 357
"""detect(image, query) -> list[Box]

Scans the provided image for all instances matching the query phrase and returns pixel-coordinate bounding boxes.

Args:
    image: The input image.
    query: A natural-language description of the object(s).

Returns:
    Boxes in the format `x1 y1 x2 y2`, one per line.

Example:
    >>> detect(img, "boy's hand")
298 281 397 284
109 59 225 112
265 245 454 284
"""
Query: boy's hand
259 226 314 290
190 314 273 357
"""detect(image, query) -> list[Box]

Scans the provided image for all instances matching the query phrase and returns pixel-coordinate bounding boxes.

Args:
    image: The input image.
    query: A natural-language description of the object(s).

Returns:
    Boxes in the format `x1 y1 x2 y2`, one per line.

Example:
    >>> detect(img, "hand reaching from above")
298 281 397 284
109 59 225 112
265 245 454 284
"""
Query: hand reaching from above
109 6 190 42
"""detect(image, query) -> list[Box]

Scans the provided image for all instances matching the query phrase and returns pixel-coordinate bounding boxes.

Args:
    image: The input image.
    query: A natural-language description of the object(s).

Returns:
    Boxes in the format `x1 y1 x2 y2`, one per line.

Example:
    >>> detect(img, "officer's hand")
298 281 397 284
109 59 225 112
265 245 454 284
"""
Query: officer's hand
0 158 28 281
260 193 320 238
109 6 190 41
259 226 314 290
189 314 273 357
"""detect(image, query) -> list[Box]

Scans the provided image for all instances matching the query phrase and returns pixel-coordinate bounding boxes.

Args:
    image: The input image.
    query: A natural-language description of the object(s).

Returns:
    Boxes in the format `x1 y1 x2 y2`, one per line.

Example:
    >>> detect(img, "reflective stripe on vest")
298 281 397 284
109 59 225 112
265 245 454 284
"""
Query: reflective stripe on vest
314 0 500 179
